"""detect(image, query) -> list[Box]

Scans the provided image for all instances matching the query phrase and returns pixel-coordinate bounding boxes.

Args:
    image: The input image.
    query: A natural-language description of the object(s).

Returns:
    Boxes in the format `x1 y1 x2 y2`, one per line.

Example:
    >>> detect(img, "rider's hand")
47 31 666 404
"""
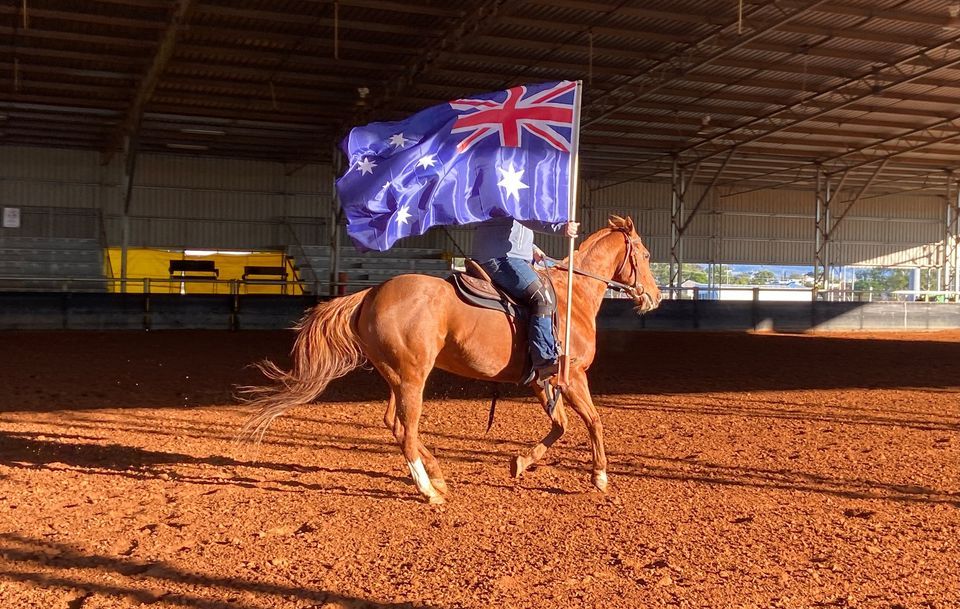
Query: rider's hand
565 222 580 238
532 245 545 264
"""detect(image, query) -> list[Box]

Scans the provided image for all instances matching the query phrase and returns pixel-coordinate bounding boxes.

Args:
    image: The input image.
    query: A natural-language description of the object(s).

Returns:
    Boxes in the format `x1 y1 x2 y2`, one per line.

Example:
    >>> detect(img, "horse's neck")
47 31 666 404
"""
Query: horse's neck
552 236 623 319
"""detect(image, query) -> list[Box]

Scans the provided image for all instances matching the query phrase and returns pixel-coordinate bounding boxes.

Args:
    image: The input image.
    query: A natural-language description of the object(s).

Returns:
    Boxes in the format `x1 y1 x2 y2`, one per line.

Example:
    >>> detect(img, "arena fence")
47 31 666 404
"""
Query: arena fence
0 292 957 332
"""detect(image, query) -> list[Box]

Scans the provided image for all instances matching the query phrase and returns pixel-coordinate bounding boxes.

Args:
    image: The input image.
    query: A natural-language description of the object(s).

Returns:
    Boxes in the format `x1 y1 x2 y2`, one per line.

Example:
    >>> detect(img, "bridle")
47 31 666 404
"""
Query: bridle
548 229 647 302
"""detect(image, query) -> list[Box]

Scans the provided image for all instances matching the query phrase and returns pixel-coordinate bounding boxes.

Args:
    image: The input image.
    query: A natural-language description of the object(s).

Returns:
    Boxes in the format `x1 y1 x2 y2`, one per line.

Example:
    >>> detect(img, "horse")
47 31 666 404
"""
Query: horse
240 215 662 504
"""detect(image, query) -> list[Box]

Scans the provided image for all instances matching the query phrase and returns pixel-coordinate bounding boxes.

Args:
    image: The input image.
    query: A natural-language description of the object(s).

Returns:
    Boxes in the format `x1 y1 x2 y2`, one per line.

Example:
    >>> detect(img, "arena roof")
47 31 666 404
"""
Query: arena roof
3 0 960 197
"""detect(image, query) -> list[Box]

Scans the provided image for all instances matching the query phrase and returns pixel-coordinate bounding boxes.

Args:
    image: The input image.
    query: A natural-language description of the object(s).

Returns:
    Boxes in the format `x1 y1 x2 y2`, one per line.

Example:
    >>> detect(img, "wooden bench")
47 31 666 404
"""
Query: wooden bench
242 265 288 281
169 259 219 278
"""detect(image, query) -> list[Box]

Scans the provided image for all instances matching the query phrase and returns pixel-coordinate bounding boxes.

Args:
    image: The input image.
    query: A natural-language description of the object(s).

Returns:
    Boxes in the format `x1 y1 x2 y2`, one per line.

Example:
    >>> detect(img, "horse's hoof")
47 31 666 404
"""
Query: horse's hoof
592 471 609 492
511 456 527 478
431 479 449 495
427 494 446 505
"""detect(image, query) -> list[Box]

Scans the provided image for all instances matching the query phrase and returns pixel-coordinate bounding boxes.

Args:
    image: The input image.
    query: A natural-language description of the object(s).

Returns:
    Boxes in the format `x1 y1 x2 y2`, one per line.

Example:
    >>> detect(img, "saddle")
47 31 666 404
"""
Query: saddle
448 259 556 319
448 259 564 410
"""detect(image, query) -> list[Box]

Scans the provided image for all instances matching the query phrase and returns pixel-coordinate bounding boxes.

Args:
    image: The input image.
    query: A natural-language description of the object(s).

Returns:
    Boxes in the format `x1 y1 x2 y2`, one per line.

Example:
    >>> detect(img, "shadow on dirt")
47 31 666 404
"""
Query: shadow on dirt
0 532 436 609
601 453 960 508
1 425 958 509
2 329 959 412
0 430 424 502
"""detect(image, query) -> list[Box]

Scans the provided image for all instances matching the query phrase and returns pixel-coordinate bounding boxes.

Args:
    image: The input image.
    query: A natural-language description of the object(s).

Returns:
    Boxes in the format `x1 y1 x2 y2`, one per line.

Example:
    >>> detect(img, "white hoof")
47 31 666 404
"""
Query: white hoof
430 478 449 495
592 470 608 492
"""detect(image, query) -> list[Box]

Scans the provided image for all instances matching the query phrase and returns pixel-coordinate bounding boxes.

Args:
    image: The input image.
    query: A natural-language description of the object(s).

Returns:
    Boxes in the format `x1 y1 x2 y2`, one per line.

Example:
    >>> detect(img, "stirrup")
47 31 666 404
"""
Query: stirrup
534 360 559 383
541 380 560 417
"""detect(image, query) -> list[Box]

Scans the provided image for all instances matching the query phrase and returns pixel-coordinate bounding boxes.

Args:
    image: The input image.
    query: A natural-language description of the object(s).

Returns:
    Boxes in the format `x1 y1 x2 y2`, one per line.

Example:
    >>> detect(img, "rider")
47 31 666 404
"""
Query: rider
472 216 579 381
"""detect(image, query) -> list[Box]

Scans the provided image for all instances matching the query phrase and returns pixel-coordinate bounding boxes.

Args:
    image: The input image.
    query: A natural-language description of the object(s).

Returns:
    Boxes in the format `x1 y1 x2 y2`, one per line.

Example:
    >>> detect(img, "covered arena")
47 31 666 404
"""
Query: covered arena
1 1 959 608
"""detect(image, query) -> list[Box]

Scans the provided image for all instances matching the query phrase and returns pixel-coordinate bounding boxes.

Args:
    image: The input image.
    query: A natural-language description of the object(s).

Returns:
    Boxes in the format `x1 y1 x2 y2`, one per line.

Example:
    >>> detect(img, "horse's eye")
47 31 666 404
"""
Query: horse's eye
643 253 650 260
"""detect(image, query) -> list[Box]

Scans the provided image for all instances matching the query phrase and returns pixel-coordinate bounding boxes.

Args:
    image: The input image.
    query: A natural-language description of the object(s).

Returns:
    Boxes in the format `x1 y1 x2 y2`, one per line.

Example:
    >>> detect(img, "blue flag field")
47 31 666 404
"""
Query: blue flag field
335 80 578 252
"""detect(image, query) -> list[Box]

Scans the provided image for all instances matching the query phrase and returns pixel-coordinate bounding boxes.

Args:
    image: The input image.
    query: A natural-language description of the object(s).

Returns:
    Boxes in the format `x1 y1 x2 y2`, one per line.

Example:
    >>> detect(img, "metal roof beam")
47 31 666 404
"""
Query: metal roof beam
0 6 162 30
498 15 698 44
0 25 155 48
103 0 198 162
356 0 509 122
767 0 946 27
533 0 943 29
523 0 935 47
679 34 960 166
192 7 435 37
717 112 960 189
581 0 832 128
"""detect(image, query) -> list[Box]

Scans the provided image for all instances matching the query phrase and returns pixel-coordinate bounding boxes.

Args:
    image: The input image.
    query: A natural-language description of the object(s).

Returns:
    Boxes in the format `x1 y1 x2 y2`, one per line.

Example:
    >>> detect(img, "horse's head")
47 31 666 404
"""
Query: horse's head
604 215 662 314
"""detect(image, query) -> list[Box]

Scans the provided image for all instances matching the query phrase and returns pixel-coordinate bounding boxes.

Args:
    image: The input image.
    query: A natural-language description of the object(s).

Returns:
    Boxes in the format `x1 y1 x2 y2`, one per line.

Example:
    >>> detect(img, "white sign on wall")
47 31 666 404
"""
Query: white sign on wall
2 207 20 229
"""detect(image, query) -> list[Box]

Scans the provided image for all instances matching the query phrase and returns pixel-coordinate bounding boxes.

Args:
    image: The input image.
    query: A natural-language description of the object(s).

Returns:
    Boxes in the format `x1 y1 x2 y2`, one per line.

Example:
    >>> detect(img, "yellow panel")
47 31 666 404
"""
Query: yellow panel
105 249 303 294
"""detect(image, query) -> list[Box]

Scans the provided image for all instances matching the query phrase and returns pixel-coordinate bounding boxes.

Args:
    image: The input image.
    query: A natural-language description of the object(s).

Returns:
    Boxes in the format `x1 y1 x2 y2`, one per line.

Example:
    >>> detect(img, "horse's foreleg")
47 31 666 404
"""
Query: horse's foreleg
512 385 569 478
383 392 448 495
394 379 445 504
562 372 609 492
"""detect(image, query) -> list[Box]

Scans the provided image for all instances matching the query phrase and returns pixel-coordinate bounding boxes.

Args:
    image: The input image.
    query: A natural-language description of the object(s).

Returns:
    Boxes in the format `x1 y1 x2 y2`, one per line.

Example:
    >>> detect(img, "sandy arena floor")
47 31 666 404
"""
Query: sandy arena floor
0 329 958 609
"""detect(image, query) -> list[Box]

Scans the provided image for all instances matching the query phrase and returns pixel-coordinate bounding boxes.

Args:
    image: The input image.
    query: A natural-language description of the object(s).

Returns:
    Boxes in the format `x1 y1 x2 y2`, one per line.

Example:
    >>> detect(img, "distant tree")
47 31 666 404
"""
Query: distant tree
683 264 709 284
730 273 752 285
854 268 909 293
750 269 777 285
650 263 670 286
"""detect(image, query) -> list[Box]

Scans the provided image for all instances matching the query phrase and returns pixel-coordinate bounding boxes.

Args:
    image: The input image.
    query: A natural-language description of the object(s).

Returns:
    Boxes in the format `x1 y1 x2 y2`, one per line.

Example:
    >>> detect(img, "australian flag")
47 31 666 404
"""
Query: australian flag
336 80 579 252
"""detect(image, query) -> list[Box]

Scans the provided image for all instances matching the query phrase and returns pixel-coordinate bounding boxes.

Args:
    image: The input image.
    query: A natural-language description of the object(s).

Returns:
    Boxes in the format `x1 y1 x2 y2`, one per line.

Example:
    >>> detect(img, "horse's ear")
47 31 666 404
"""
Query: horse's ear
625 215 636 232
608 214 626 229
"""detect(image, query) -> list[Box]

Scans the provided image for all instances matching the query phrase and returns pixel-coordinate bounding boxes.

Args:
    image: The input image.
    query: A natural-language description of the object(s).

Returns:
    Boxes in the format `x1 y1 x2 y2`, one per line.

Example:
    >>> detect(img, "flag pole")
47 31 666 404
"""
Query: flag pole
561 80 583 387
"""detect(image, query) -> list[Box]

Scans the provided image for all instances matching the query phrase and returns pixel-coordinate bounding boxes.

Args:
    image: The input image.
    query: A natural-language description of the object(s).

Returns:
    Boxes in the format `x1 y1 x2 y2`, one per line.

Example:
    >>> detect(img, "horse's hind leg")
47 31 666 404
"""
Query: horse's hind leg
391 376 445 504
383 391 448 494
512 385 569 478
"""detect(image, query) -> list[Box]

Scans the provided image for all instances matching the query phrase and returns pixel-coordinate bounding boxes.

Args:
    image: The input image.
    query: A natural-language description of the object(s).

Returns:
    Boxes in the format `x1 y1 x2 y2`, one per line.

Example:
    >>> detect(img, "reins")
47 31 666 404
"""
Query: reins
547 258 636 294
544 230 644 298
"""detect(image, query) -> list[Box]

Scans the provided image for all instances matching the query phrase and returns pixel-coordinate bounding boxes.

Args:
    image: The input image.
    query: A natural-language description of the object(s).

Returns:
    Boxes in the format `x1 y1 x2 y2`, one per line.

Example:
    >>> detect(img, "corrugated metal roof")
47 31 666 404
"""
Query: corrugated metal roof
2 0 960 195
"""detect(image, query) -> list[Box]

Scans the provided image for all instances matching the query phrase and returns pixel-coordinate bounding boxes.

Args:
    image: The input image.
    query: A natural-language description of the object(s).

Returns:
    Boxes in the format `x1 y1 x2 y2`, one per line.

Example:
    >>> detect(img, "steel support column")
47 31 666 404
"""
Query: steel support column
813 165 828 299
945 172 960 293
669 157 685 289
329 146 343 297
119 136 139 294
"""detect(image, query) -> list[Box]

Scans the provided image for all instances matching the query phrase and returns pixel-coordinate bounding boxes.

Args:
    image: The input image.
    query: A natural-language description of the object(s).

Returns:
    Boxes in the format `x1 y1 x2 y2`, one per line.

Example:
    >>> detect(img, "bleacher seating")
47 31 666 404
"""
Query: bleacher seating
242 266 287 281
169 259 219 278
287 244 450 294
0 236 107 292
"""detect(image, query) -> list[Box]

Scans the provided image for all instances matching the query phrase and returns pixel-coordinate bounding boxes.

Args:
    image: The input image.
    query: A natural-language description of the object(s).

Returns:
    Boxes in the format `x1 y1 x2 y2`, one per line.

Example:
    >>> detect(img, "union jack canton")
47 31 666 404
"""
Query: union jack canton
336 80 578 252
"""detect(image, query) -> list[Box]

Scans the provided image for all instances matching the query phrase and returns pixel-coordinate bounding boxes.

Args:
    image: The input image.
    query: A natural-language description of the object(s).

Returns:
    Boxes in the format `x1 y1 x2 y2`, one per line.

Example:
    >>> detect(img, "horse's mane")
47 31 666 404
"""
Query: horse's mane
544 215 633 283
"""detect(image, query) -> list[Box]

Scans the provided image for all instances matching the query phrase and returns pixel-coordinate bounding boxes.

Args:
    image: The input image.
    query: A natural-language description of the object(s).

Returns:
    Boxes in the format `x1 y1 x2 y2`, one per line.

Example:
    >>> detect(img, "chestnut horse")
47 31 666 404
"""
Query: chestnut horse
241 215 661 503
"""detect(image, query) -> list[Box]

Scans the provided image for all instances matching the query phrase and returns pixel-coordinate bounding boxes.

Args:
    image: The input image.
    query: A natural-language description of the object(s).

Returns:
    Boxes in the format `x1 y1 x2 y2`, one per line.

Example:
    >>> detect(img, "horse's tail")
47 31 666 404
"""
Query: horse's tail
238 289 370 445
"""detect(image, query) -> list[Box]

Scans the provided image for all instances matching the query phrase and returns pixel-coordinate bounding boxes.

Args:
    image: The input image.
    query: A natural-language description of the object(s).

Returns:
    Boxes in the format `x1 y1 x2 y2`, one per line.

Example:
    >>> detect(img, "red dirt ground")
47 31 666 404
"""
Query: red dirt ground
1 329 959 609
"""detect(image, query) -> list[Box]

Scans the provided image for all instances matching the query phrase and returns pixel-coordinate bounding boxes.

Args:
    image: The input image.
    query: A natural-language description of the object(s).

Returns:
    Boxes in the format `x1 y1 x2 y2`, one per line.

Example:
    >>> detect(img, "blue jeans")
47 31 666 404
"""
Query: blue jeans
480 256 558 367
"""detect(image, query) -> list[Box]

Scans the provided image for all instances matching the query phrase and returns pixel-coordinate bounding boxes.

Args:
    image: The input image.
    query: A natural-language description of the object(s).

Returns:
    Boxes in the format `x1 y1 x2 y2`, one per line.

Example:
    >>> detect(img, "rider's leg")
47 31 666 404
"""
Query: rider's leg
521 280 559 374
480 257 559 376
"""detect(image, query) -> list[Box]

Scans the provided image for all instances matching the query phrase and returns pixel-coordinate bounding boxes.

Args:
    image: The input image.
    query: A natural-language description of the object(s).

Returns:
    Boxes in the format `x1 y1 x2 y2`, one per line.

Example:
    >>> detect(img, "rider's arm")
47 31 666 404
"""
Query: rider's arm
518 219 580 237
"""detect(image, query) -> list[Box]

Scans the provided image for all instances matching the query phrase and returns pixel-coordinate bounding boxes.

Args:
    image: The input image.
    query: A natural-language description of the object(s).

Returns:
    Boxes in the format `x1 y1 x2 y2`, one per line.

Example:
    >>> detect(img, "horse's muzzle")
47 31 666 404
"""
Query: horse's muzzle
635 292 659 314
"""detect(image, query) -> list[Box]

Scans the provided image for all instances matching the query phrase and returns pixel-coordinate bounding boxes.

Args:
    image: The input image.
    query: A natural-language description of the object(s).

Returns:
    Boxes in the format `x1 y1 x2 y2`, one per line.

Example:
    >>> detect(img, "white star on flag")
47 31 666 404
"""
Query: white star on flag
497 163 528 201
395 203 412 225
357 157 377 175
416 154 438 169
381 180 392 191
388 133 408 148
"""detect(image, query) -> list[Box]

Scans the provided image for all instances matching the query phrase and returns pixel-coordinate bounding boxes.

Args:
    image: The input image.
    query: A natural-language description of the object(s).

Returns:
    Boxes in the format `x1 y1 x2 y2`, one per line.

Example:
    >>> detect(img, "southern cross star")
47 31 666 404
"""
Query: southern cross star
416 154 438 169
395 203 412 225
357 157 377 175
388 133 408 148
497 163 529 201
